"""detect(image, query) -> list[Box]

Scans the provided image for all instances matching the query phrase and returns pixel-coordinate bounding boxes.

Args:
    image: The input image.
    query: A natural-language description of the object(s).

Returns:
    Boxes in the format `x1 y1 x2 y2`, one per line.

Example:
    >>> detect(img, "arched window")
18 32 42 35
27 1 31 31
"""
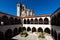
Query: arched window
27 19 30 24
14 18 18 24
5 29 12 40
13 28 18 36
51 16 57 25
0 31 4 40
53 30 57 40
51 28 53 37
44 28 50 34
58 33 60 40
0 17 1 25
19 27 22 33
18 19 21 24
51 17 54 25
31 19 34 24
57 12 60 17
22 27 26 31
27 27 31 31
35 18 38 24
39 18 43 24
24 19 27 24
44 18 49 24
38 27 43 32
32 27 36 32
56 13 60 26
9 17 14 25
2 15 8 25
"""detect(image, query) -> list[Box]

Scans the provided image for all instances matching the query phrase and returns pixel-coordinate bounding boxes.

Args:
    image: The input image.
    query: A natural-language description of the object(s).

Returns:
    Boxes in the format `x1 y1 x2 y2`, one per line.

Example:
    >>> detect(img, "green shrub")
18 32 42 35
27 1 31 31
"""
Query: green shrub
38 32 45 38
20 31 28 37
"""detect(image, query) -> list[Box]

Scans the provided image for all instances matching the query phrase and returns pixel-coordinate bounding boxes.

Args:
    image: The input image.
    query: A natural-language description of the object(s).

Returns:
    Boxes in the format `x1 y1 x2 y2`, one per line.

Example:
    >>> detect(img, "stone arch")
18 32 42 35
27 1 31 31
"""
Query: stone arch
57 12 60 17
35 18 38 24
56 12 60 26
9 17 14 25
27 19 30 24
31 19 34 24
39 18 43 24
32 27 36 32
19 27 22 33
22 27 26 31
38 27 43 32
53 30 57 40
2 15 8 25
27 27 31 31
58 33 60 40
18 19 21 24
5 29 12 40
24 19 27 24
14 18 18 24
44 28 50 34
51 16 57 25
51 28 53 37
0 31 4 40
13 28 18 36
0 17 1 25
44 18 49 24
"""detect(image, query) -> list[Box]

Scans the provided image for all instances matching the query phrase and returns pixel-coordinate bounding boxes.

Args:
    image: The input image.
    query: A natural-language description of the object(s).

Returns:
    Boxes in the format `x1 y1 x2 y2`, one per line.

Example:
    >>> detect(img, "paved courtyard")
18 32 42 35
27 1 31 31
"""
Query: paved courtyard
12 31 53 40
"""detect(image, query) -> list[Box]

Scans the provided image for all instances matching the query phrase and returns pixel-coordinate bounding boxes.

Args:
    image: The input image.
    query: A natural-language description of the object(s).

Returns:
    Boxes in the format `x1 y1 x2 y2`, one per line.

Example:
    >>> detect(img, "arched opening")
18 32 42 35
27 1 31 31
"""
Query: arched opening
27 19 30 24
5 29 12 40
38 27 43 32
58 33 60 40
22 27 26 31
18 19 21 24
31 19 34 24
13 28 18 36
24 19 27 24
32 27 36 32
0 31 4 40
27 27 31 31
53 30 57 40
9 17 14 25
39 18 43 24
35 18 38 24
51 16 56 25
56 13 60 26
0 17 1 25
51 17 54 25
2 15 8 25
44 28 50 34
14 18 18 24
51 28 53 37
19 27 22 33
44 18 49 24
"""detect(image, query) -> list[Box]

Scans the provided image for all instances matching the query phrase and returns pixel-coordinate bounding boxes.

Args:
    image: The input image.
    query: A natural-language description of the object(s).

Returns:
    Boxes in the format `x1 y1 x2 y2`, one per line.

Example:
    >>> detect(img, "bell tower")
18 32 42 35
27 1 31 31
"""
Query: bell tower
17 0 21 17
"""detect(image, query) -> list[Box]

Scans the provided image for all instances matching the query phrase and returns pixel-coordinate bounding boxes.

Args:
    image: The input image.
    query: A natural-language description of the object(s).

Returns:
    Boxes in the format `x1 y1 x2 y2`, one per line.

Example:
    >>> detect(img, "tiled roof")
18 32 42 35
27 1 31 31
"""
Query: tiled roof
0 12 21 18
36 14 51 17
22 14 51 18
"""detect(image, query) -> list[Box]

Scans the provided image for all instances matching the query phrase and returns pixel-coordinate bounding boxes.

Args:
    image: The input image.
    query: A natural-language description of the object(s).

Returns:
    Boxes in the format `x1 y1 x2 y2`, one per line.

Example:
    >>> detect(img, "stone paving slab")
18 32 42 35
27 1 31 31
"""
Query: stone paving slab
12 32 53 40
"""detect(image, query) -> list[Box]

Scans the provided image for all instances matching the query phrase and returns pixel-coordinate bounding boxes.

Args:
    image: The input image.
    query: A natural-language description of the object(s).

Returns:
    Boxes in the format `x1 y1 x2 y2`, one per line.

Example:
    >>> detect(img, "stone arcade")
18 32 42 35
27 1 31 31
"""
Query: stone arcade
0 2 60 40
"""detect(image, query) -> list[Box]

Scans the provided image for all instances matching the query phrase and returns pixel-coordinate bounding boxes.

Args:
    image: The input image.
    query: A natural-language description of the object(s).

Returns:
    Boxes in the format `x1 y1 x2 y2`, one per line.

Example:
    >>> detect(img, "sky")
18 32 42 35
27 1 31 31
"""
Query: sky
0 0 60 15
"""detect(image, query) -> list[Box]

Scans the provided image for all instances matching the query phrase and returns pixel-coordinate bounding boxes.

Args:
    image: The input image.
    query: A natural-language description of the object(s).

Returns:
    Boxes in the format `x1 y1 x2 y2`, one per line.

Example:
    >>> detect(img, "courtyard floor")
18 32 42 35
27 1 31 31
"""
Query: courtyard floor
12 31 53 40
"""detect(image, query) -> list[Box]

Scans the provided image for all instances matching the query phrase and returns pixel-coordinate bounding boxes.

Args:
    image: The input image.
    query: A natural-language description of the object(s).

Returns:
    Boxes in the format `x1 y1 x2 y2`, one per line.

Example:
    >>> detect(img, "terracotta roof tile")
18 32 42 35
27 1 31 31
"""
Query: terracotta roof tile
22 14 51 18
36 14 51 17
0 12 22 18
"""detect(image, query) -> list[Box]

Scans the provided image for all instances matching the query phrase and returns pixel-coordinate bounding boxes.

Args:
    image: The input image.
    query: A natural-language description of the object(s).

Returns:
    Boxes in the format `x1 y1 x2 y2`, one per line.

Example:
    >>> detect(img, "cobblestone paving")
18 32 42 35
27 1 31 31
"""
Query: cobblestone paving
12 32 53 40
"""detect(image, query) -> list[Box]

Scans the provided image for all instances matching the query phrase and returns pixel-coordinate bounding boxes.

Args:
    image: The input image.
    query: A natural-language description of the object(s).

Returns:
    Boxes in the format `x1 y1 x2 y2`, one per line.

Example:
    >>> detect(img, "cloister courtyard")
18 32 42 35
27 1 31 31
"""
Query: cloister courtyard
11 27 53 40
12 31 53 40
